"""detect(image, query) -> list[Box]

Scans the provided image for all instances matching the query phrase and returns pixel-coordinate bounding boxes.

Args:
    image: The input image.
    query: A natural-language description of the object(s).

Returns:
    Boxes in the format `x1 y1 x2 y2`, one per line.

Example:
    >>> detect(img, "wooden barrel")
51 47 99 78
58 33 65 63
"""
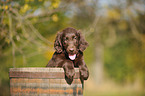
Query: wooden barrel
9 68 83 96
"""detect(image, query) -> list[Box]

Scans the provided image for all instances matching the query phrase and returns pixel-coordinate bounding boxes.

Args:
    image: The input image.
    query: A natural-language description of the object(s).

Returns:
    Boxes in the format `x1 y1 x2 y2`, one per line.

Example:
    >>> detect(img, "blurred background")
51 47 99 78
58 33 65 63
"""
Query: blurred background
0 0 145 96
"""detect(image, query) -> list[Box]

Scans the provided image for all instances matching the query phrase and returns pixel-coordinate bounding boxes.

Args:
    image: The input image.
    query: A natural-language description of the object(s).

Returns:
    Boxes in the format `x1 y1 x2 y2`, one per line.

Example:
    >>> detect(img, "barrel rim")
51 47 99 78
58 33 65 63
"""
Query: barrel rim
9 67 79 72
9 68 80 79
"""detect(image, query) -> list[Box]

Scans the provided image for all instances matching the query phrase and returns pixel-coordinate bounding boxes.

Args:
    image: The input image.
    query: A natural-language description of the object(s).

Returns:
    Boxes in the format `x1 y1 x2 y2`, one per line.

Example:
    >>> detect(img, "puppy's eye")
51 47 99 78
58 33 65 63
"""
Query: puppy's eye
64 37 68 41
73 36 77 39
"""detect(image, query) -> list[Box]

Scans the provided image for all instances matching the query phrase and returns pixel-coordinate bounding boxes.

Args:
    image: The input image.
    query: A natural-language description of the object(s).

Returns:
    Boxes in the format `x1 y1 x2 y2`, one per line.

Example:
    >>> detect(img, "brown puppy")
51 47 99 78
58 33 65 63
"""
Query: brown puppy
46 27 89 81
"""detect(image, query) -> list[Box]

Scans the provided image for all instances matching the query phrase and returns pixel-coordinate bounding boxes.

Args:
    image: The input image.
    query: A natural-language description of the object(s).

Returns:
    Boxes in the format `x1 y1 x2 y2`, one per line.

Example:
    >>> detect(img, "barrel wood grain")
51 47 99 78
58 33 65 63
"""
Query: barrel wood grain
9 68 83 96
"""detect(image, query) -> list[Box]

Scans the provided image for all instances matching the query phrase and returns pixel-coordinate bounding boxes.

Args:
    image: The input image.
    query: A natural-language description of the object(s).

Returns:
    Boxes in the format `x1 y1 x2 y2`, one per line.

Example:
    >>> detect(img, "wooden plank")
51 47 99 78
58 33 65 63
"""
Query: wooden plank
10 78 82 89
9 68 83 96
10 87 83 94
9 68 79 72
9 68 80 79
9 72 80 79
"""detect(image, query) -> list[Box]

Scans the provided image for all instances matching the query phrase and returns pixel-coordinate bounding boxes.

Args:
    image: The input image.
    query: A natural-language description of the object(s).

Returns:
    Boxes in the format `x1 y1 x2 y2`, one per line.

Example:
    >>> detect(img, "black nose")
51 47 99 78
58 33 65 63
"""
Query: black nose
69 48 74 52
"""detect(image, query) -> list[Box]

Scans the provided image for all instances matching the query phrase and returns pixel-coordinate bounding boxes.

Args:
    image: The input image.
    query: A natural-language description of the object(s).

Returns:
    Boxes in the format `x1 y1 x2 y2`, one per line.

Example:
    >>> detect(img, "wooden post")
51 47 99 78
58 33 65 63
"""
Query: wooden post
9 68 83 96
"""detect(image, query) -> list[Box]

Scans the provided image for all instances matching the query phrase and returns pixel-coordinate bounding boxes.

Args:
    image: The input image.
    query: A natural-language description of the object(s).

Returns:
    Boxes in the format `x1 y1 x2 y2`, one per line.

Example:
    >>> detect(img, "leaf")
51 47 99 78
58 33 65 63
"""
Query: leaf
52 14 58 22
52 0 60 8
107 9 120 20
39 0 43 2
25 0 29 3
20 4 30 13
5 37 10 44
4 5 8 10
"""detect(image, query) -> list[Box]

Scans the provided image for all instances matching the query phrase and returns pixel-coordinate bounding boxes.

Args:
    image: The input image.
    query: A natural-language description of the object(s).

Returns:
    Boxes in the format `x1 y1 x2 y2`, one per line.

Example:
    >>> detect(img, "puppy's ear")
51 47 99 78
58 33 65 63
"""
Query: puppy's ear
54 31 63 53
77 30 89 52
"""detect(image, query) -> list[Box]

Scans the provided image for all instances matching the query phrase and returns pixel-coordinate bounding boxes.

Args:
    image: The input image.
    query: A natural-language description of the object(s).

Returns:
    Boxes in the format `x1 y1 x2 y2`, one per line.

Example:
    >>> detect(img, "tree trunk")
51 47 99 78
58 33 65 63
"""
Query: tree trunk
93 42 104 84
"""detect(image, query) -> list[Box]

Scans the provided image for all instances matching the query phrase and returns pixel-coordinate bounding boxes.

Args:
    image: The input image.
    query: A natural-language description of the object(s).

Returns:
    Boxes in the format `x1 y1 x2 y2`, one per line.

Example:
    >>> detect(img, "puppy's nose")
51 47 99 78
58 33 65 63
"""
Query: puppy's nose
69 48 74 52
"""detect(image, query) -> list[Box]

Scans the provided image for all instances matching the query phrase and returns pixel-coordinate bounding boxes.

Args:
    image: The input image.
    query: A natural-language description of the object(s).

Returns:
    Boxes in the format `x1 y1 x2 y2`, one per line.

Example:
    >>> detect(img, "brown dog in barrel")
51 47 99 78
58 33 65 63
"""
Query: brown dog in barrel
46 27 89 83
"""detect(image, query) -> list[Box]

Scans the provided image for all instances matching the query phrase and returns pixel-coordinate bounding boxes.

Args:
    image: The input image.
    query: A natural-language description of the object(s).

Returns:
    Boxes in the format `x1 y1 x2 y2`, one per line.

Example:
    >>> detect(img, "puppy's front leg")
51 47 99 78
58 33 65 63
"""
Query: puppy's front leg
78 60 89 80
63 61 75 80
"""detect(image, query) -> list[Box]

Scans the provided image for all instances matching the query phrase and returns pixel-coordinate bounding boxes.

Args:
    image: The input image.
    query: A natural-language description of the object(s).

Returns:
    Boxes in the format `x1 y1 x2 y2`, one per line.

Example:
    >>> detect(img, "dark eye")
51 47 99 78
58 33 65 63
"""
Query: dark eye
73 36 77 39
64 37 68 41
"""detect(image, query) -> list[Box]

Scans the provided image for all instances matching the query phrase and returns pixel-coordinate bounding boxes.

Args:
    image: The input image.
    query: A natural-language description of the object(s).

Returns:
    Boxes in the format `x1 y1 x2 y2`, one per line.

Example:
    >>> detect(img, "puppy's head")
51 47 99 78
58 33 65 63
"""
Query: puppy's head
54 27 88 60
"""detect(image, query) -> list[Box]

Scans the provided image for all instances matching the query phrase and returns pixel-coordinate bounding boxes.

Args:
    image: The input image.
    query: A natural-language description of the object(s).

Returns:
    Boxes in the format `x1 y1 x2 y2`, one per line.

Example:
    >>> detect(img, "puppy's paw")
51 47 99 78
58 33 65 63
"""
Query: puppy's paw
65 69 75 80
80 70 89 80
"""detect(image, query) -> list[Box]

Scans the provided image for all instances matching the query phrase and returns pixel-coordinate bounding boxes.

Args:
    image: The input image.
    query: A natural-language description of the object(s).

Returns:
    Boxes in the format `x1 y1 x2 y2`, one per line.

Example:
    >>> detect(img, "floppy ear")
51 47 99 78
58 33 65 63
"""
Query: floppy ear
54 32 63 53
77 30 89 52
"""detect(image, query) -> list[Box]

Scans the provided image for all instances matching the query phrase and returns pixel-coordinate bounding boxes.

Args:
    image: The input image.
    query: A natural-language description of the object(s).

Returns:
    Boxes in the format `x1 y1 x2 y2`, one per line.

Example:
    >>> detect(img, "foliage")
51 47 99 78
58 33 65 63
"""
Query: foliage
0 0 68 95
0 0 145 95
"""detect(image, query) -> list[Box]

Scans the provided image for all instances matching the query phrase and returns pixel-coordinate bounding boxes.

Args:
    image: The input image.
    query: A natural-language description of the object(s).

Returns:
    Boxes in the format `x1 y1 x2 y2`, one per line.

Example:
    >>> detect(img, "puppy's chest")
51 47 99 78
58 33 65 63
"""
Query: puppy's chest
72 58 81 67
73 61 79 67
